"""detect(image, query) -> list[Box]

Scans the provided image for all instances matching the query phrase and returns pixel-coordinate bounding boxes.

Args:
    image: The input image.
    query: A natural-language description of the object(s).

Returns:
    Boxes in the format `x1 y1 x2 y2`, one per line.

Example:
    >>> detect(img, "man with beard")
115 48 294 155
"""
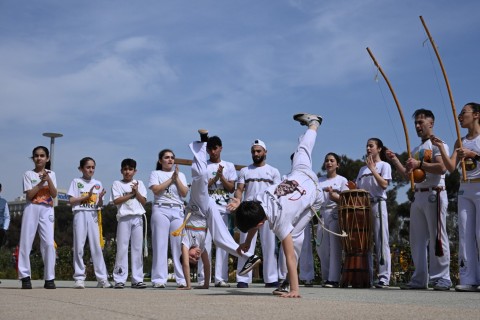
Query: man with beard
234 140 281 288
387 108 452 290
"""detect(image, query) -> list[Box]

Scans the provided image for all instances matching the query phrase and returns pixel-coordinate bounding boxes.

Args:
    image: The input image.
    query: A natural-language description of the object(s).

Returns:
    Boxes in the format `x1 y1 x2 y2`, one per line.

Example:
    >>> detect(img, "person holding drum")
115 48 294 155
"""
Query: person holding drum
387 109 452 291
431 102 480 292
229 112 324 298
316 152 349 288
355 138 392 288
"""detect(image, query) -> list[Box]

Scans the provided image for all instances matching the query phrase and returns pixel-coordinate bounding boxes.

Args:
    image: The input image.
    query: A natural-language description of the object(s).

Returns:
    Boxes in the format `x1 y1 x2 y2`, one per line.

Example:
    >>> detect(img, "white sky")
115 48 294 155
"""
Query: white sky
1 0 478 202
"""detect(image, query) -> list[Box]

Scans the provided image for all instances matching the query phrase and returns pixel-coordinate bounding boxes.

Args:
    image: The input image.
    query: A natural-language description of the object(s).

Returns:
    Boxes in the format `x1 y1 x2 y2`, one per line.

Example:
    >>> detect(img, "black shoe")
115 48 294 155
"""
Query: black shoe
236 282 249 288
323 281 339 288
238 255 261 276
198 129 209 143
264 281 279 288
21 276 32 289
374 281 389 289
272 280 290 295
44 279 56 289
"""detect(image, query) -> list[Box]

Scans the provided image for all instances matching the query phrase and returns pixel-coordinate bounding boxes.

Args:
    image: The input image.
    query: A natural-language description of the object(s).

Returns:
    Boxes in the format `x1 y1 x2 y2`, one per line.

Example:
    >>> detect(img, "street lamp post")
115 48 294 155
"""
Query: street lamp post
43 133 63 206
42 132 63 170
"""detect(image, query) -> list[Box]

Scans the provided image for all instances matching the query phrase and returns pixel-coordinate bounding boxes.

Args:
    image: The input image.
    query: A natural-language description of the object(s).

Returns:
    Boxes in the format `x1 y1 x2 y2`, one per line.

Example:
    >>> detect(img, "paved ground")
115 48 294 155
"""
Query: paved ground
1 279 480 320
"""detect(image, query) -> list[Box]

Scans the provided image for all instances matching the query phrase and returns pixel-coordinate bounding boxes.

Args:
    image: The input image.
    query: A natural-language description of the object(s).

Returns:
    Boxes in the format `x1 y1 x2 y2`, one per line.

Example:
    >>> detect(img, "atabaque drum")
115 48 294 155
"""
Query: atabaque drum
338 189 372 288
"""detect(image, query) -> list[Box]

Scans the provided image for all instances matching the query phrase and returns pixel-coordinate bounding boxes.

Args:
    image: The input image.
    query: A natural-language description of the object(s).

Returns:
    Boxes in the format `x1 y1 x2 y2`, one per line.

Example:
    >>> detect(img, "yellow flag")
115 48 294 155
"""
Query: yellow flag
98 209 105 249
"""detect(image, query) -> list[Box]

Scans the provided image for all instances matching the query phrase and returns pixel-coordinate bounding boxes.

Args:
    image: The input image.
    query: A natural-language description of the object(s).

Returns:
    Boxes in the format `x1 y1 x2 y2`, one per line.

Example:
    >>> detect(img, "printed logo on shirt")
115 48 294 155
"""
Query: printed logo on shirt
31 186 53 206
77 182 84 189
94 184 101 190
80 191 98 209
245 178 275 185
274 179 306 201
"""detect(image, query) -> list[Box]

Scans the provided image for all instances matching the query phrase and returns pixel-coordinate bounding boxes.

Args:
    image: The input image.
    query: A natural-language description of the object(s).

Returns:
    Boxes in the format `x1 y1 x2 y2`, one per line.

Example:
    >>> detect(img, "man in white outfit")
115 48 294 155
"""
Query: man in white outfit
235 139 281 288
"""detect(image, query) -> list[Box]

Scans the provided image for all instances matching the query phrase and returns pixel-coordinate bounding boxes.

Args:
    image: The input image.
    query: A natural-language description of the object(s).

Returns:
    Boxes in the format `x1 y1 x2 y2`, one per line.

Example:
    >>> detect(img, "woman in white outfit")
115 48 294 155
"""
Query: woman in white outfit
317 152 348 288
432 102 480 292
149 149 189 288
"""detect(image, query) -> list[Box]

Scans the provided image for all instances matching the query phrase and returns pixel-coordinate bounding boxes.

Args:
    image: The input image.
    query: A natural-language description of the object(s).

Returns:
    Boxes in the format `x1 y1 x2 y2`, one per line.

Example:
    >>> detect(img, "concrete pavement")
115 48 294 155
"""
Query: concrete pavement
1 279 480 320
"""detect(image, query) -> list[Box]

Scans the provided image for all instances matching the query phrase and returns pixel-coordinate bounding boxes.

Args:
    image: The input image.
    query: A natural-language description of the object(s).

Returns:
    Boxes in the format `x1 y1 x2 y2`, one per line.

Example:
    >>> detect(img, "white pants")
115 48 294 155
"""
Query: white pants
369 200 391 284
277 129 319 281
299 223 314 281
189 141 247 284
113 215 144 284
236 222 279 284
317 208 342 282
151 205 185 286
277 230 306 280
18 203 55 280
409 190 451 287
73 210 108 281
457 182 480 285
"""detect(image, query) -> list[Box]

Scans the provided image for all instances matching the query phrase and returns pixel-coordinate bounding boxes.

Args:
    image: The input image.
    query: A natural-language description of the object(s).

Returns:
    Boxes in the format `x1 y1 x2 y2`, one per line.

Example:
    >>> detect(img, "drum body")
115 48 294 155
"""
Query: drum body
338 189 372 288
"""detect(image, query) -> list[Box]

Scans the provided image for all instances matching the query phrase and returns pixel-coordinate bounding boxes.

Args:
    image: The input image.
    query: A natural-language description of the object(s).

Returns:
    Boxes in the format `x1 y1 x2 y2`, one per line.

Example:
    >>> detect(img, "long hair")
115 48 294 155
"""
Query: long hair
321 152 341 171
156 149 174 170
368 138 388 162
465 102 480 124
79 157 96 169
31 146 51 170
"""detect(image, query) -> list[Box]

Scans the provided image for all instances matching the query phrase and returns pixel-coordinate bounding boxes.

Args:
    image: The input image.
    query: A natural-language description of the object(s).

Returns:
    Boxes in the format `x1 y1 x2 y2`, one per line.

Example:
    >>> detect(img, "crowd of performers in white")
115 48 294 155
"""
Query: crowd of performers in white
11 103 480 297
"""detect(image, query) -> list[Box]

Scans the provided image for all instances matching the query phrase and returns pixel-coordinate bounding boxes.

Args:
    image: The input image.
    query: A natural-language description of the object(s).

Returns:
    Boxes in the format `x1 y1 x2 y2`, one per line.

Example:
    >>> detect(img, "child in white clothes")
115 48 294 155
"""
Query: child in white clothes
68 157 112 289
355 138 392 288
111 158 148 289
18 146 57 289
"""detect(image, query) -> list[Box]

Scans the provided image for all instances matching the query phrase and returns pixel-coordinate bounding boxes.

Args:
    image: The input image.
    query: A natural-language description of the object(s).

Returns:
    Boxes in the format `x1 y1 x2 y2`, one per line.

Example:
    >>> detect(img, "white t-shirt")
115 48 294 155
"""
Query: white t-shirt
237 164 281 201
461 135 480 179
148 170 187 205
207 160 237 213
318 175 348 209
23 170 57 207
181 211 208 251
110 179 147 220
257 169 324 241
67 178 104 211
356 161 392 199
412 139 449 188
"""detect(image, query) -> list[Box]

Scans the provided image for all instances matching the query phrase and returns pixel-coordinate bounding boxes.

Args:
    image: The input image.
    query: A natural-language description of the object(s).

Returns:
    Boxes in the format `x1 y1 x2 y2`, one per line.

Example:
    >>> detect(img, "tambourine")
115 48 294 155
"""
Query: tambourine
413 168 426 183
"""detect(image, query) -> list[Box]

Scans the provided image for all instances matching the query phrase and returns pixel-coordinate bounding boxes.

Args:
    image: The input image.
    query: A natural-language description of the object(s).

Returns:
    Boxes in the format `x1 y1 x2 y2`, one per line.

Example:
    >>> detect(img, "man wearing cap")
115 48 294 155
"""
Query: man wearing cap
234 140 281 288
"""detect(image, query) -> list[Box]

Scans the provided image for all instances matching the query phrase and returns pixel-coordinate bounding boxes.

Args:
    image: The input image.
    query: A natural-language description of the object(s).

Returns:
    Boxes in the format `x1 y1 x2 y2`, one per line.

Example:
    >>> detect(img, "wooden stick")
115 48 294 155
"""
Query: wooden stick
367 47 415 190
175 158 246 171
420 16 467 181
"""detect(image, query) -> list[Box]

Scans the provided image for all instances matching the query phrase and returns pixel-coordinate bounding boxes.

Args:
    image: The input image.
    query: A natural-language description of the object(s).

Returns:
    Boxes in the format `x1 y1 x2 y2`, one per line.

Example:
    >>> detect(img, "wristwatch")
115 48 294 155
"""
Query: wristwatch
475 153 480 162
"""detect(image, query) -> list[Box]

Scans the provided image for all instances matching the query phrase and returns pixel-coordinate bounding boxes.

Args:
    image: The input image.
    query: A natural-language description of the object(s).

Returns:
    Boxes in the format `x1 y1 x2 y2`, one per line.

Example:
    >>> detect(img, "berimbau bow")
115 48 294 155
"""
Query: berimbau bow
366 47 415 191
420 16 467 181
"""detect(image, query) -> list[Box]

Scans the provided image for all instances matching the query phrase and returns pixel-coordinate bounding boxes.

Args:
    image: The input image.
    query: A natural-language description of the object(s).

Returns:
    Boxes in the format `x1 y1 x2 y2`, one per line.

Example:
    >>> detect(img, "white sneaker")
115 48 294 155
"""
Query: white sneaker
455 284 479 292
214 280 230 288
74 280 85 289
96 279 112 288
293 113 323 126
152 282 166 288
